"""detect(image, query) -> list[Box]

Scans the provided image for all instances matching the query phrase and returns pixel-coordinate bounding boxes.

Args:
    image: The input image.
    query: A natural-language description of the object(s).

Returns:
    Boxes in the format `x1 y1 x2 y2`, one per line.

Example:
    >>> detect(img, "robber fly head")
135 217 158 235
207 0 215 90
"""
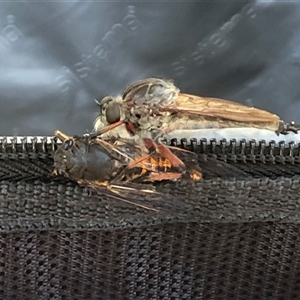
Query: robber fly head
94 78 179 131
96 96 121 125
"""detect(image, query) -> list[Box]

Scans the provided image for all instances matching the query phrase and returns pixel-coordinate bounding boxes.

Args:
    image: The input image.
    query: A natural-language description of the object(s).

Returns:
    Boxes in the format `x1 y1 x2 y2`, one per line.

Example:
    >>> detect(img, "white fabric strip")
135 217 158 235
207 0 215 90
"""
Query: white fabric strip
1 129 300 146
165 128 300 145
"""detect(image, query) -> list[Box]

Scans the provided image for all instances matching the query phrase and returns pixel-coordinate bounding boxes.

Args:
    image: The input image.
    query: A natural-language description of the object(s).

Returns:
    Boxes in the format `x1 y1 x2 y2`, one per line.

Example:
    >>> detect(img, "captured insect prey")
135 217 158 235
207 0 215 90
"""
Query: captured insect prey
53 130 202 211
93 77 300 144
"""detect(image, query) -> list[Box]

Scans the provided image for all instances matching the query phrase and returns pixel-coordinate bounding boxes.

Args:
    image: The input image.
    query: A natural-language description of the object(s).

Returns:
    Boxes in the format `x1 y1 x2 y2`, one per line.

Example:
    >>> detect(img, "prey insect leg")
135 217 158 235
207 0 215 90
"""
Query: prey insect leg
277 121 300 135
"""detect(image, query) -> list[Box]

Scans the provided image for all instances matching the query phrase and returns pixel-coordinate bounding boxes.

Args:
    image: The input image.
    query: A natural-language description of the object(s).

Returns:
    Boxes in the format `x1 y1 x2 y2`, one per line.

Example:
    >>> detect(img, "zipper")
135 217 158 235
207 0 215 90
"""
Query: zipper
167 137 300 164
0 135 299 165
0 136 57 159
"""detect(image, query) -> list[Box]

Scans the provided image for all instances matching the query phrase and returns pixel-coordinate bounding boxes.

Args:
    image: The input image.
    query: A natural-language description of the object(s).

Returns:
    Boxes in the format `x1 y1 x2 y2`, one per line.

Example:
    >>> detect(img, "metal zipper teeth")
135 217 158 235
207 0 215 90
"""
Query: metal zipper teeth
0 136 59 159
0 136 299 164
168 138 300 164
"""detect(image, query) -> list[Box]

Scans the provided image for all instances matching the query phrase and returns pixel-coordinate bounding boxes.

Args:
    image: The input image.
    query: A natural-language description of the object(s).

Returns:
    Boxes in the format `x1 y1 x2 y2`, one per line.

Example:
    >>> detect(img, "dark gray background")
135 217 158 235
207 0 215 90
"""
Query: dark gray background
1 1 300 136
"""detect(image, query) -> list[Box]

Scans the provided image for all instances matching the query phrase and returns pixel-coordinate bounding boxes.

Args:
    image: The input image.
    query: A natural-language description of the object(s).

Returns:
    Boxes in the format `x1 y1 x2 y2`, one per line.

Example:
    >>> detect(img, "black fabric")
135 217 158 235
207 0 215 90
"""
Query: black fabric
0 137 300 299
1 223 300 300
1 2 300 136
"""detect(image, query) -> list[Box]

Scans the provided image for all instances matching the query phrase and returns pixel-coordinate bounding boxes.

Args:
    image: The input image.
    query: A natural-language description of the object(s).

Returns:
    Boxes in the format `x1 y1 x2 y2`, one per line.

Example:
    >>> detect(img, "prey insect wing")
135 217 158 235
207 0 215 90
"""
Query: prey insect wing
84 179 193 213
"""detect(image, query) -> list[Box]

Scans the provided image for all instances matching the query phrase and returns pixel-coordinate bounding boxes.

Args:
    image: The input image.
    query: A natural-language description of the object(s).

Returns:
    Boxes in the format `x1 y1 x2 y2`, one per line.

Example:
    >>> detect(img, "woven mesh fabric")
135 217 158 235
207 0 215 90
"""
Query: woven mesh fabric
1 223 300 300
1 136 300 299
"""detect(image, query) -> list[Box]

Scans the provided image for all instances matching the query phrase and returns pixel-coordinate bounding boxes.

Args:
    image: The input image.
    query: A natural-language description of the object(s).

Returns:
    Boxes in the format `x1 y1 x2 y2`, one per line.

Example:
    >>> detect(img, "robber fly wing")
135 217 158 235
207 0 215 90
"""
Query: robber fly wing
121 77 279 123
162 93 281 123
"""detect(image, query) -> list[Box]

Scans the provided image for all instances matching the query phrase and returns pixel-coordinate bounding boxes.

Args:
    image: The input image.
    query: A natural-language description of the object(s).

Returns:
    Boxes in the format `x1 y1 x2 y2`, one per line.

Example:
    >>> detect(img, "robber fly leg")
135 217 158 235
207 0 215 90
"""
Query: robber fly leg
100 120 125 135
142 138 186 171
277 121 300 135
150 135 202 181
122 118 138 135
127 154 152 169
156 143 186 170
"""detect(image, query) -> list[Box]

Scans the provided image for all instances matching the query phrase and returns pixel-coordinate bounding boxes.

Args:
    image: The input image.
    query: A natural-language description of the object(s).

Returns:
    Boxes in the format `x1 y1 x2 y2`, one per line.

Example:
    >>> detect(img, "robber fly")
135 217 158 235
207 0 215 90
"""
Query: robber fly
94 77 300 139
93 77 300 169
53 130 202 211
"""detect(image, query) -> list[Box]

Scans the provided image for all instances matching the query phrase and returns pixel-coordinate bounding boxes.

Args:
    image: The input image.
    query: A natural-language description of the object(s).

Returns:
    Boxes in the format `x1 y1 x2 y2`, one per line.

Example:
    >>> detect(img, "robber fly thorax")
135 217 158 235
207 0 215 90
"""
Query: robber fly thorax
93 78 300 144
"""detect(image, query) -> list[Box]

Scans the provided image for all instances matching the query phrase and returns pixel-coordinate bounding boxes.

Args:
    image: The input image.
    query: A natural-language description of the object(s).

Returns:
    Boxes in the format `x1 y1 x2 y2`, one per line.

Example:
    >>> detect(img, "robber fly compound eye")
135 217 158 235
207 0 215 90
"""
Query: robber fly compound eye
106 101 121 124
63 139 73 150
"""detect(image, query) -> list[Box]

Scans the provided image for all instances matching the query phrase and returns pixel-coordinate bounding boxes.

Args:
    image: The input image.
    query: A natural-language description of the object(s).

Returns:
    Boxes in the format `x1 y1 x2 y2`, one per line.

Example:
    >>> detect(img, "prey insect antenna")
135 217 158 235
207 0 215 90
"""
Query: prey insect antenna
83 180 159 212
109 184 156 194
54 130 70 142
104 184 159 212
